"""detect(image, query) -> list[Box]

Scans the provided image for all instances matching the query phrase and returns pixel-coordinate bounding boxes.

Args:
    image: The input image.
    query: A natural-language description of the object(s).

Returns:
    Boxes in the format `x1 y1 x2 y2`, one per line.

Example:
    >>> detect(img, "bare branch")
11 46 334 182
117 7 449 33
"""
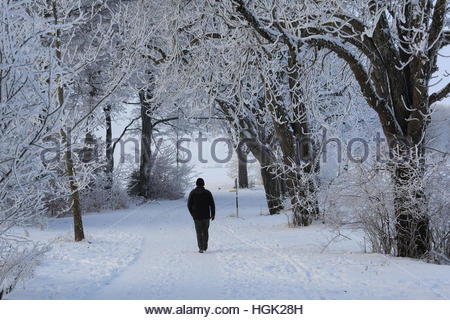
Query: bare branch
429 82 450 105
428 0 448 57
112 116 141 154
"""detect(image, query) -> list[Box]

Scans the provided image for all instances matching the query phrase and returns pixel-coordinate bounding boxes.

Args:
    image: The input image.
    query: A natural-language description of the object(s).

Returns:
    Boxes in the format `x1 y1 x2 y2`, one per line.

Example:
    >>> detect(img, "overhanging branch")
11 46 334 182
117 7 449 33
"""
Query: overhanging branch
232 0 277 43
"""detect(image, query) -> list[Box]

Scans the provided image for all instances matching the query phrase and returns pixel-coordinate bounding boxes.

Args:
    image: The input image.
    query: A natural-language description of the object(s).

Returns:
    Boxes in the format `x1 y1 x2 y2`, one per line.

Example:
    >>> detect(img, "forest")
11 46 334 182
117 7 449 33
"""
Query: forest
1 0 449 299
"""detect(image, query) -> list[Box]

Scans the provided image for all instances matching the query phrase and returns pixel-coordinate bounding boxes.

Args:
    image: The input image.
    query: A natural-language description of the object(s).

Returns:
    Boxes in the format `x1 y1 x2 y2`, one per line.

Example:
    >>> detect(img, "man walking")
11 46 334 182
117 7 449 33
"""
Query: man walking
187 178 215 253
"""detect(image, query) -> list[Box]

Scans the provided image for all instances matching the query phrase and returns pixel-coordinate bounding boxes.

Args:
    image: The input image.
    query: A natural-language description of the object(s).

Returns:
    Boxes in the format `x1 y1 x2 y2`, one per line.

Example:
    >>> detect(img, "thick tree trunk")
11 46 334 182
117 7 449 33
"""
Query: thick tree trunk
378 67 431 258
265 94 314 225
288 47 320 224
237 149 249 188
139 89 154 198
216 99 283 215
391 150 430 258
260 165 283 215
104 105 113 189
245 142 283 215
242 136 283 215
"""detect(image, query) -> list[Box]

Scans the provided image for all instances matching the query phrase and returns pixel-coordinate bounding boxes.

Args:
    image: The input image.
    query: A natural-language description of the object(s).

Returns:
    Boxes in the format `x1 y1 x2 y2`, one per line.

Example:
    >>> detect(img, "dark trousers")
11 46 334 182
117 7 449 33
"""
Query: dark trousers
194 219 210 250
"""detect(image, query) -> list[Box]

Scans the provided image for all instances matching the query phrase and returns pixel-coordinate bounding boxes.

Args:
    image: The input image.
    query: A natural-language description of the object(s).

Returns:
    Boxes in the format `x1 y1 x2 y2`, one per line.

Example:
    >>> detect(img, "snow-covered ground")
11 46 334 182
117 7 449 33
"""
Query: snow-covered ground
6 187 450 300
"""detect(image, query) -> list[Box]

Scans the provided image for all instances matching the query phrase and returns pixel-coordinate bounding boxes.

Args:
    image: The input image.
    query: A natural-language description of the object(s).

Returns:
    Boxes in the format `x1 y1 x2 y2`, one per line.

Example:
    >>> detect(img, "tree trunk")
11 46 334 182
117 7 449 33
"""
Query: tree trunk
64 139 85 242
241 135 283 215
104 105 113 189
60 127 85 242
260 165 283 215
216 99 283 215
237 149 249 188
52 0 84 241
391 149 430 258
139 89 154 198
264 83 314 226
81 132 95 163
288 47 320 224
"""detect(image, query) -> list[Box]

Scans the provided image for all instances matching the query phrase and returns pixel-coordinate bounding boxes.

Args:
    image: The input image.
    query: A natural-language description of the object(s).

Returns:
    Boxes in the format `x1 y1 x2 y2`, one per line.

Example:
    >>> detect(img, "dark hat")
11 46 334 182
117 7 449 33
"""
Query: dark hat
196 178 205 187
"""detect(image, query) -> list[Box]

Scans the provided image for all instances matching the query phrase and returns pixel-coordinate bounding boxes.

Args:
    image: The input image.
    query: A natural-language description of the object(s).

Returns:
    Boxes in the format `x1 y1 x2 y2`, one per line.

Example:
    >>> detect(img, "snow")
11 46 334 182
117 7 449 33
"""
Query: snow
432 46 450 106
6 187 450 300
427 103 450 153
8 226 142 299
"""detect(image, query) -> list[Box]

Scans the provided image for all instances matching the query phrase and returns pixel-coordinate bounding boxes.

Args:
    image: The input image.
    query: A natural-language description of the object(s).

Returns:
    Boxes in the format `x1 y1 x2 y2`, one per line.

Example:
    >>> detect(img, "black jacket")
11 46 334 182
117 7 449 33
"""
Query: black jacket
187 186 215 220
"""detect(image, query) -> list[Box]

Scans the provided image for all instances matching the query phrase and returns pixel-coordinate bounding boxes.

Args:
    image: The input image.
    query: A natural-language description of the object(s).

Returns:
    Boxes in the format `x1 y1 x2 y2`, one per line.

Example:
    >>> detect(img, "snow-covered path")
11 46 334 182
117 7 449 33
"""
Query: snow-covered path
7 188 450 299
91 199 225 299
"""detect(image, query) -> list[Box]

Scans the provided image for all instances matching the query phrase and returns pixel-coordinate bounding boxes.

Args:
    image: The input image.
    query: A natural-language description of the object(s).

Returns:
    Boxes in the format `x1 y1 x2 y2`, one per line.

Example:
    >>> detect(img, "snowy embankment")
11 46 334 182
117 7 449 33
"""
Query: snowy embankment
7 188 450 299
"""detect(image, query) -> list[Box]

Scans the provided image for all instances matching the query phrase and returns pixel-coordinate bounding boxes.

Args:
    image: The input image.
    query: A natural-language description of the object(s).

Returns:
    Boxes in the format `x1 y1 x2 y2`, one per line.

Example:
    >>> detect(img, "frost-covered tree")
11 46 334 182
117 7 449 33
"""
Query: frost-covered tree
0 0 61 298
225 0 449 257
166 1 358 224
39 0 145 240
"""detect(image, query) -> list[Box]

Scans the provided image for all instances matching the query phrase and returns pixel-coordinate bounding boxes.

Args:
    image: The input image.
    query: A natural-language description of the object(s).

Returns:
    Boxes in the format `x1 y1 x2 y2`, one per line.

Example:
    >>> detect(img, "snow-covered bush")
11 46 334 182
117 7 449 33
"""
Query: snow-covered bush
425 104 450 263
80 168 131 213
128 145 193 200
332 164 396 254
424 158 450 264
0 241 49 299
324 157 449 262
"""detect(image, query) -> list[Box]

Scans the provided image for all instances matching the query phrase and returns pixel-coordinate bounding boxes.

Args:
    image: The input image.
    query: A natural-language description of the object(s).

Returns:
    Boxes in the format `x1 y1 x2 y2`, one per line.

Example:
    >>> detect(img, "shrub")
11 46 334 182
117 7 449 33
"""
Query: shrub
128 146 193 200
